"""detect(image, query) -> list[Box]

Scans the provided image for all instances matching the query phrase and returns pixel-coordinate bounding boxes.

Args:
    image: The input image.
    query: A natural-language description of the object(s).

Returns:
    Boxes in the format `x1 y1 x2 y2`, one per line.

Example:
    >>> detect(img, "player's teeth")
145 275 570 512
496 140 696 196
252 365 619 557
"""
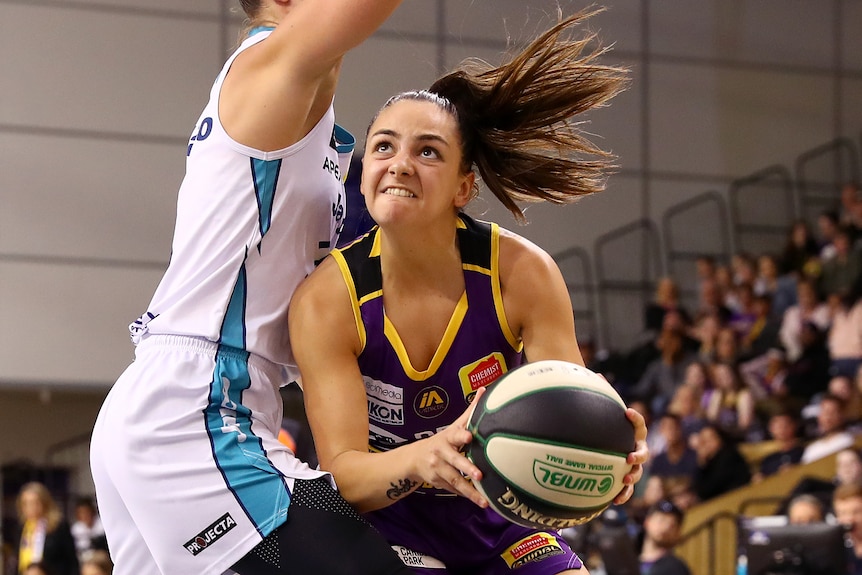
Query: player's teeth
384 188 415 197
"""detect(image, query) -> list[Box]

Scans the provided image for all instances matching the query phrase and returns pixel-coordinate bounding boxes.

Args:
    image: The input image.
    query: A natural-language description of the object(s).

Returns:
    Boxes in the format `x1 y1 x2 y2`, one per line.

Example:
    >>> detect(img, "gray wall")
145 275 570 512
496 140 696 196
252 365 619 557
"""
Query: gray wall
1 0 861 467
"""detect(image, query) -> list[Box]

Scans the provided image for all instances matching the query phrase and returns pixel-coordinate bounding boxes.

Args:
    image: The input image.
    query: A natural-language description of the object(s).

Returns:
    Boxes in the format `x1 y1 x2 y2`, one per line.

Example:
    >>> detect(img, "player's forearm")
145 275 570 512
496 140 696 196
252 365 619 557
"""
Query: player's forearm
325 446 422 513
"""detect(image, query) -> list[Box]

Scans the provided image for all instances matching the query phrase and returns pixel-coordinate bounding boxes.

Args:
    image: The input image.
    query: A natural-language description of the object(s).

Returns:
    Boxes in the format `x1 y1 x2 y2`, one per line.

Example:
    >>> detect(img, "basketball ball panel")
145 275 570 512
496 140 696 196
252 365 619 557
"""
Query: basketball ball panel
475 389 635 455
484 436 631 509
482 360 626 411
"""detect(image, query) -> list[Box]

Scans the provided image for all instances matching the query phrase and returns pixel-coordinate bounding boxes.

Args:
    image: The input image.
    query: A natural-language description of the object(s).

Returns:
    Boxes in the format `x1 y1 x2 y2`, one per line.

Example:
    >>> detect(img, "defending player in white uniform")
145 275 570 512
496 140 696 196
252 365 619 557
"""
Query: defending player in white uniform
90 3 414 575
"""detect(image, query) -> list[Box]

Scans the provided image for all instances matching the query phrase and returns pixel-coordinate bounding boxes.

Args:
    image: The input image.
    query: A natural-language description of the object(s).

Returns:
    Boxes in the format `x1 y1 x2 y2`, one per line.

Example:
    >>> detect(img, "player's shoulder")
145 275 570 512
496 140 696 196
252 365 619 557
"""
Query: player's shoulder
497 225 558 275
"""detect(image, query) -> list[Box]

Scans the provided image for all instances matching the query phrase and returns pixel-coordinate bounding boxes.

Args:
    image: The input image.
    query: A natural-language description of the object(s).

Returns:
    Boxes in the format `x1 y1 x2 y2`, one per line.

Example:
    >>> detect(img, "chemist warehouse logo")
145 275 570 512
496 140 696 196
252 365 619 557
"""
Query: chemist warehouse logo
183 513 237 556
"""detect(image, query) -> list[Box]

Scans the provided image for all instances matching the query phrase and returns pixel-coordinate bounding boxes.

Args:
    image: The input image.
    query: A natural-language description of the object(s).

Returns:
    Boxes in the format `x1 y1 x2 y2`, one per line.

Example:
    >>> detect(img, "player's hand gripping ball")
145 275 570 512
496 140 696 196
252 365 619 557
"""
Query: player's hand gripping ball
467 360 635 529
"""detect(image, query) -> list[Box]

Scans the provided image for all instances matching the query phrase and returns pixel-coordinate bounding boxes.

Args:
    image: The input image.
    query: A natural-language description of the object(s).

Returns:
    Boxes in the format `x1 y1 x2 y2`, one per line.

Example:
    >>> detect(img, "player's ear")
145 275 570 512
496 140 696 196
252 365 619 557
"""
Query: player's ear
454 172 475 208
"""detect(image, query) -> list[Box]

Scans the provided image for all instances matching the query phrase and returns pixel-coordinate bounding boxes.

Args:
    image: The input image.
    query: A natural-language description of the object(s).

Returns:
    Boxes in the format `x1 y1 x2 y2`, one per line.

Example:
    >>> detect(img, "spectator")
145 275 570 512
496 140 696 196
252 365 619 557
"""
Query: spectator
650 414 699 488
832 483 862 574
739 347 787 401
69 497 104 562
695 256 717 290
778 447 862 518
816 210 841 261
753 254 781 298
782 321 832 407
645 277 691 335
786 493 826 525
705 361 757 440
80 550 113 575
779 219 819 277
713 326 740 366
631 328 696 417
828 292 862 380
778 277 831 363
754 409 804 481
638 500 692 575
826 375 862 429
691 423 752 502
696 279 732 325
801 394 856 464
14 482 78 575
738 293 781 362
819 226 862 300
727 283 758 343
666 383 708 440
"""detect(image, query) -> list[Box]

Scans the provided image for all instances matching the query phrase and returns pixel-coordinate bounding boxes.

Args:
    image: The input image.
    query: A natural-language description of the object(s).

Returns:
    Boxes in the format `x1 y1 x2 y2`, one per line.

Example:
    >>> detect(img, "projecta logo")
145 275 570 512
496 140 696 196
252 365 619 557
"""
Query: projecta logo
183 513 237 556
458 353 507 402
502 533 564 569
413 385 449 418
533 460 614 497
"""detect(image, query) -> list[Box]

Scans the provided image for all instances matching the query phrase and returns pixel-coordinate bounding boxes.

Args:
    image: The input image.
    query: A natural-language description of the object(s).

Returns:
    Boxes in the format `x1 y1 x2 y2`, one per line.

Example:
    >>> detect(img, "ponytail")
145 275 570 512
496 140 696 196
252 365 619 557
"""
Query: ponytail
425 7 629 221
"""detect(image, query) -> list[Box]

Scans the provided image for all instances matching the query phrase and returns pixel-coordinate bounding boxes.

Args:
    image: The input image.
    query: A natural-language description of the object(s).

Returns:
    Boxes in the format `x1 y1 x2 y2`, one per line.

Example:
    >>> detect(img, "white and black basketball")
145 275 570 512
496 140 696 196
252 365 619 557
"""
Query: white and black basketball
467 359 635 529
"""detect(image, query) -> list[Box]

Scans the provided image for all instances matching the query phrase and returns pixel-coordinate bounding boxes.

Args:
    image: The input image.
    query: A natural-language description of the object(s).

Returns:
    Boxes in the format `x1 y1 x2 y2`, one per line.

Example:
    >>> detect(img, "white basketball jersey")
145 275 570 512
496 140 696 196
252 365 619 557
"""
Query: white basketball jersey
131 30 352 377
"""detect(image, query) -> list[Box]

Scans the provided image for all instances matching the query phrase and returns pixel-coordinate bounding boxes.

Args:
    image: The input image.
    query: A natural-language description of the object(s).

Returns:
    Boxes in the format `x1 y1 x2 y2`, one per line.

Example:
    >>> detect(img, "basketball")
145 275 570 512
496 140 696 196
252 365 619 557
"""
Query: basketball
467 359 635 529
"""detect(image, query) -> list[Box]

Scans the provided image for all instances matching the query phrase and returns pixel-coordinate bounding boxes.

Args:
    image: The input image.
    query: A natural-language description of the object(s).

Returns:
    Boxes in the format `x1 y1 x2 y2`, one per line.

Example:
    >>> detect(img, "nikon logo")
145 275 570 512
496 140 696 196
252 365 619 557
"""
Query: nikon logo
533 461 613 497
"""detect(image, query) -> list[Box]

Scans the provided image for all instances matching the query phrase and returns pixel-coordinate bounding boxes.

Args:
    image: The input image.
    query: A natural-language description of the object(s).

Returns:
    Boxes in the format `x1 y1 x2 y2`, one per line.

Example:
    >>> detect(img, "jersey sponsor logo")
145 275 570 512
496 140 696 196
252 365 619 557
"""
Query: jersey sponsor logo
533 460 614 497
322 156 341 181
183 513 237 556
391 545 446 569
365 377 404 426
413 385 449 419
369 423 408 450
458 353 508 402
187 116 213 156
502 533 565 569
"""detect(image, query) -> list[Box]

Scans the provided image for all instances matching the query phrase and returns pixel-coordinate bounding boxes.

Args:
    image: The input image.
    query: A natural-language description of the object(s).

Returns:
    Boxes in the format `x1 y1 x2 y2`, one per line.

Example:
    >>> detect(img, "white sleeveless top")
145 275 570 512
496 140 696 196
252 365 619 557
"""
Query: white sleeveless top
130 29 353 380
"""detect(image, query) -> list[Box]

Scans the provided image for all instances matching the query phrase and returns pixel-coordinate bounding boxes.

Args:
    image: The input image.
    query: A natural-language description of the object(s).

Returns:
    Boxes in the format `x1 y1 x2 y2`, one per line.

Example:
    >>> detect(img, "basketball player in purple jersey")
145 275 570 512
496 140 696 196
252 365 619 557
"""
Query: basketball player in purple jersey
290 9 648 575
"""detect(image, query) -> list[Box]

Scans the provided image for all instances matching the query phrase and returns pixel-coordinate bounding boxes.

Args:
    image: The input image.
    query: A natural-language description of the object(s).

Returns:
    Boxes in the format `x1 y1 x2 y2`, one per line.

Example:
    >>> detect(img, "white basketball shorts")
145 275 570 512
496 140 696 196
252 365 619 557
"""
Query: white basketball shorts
90 335 328 575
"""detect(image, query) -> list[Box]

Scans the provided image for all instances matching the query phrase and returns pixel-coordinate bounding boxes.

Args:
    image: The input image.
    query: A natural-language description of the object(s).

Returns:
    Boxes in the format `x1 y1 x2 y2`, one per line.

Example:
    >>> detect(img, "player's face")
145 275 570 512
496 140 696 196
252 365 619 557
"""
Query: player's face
361 99 474 228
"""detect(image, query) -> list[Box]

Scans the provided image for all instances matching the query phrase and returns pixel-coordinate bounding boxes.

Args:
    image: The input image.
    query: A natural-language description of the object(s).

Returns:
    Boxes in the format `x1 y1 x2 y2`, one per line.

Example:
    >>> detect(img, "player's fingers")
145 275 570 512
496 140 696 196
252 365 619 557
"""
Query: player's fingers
451 473 488 508
452 386 487 429
624 462 644 485
626 407 648 442
627 438 649 466
612 483 634 506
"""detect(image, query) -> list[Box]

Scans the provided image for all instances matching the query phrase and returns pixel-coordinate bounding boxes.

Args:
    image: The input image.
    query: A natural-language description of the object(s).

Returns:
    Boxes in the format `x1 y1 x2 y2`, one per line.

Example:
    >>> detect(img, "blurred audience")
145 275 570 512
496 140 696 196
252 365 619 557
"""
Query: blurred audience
70 496 104 563
786 493 826 525
80 550 113 575
638 500 692 575
752 409 804 482
691 423 752 503
650 413 699 488
704 361 757 440
801 394 856 464
833 483 862 574
14 482 78 575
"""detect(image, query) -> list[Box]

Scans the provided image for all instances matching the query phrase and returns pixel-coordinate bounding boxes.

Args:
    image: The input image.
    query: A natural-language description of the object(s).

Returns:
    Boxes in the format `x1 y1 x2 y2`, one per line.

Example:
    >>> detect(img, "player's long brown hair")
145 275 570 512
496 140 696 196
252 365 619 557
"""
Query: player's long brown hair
238 0 260 18
370 7 629 222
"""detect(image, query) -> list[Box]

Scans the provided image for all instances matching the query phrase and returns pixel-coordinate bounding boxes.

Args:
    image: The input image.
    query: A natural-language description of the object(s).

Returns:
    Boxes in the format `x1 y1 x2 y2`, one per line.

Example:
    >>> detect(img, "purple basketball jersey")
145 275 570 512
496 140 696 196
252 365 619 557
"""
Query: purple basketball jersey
331 214 584 574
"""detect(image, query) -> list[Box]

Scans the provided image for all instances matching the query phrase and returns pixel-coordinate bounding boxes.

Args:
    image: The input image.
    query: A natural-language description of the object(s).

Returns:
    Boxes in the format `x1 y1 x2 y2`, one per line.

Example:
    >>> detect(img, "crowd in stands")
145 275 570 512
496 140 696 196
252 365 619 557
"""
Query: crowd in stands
9 483 111 575
580 182 862 573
